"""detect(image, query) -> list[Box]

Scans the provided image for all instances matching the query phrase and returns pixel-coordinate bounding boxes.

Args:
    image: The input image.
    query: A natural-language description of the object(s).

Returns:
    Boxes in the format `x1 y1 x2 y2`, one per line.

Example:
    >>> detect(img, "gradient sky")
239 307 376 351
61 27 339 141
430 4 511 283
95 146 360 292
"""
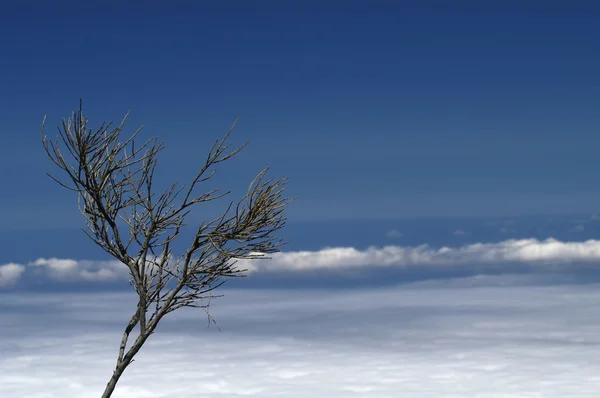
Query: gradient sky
2 2 600 278
2 1 600 235
5 4 600 396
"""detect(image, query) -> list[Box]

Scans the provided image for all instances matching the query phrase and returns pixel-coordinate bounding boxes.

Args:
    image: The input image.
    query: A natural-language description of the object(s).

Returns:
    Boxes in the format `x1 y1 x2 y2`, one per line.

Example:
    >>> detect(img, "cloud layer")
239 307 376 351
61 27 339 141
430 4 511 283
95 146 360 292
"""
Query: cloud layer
3 282 600 397
4 238 600 286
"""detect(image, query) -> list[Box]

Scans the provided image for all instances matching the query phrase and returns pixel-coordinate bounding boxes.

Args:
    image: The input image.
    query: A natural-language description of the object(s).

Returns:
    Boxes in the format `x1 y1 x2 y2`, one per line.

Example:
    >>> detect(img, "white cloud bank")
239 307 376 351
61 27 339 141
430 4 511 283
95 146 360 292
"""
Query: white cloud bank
240 237 600 272
2 283 600 397
4 238 600 286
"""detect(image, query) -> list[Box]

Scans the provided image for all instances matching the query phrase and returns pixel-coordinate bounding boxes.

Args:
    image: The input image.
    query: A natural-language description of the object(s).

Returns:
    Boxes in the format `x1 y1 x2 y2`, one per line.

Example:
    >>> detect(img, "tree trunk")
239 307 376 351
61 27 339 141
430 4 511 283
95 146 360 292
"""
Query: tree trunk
100 329 150 398
100 363 128 398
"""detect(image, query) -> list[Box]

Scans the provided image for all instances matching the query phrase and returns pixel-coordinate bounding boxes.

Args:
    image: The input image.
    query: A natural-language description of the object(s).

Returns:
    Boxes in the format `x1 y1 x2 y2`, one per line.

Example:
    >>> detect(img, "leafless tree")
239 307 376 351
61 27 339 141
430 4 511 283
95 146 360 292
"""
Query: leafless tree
41 101 292 398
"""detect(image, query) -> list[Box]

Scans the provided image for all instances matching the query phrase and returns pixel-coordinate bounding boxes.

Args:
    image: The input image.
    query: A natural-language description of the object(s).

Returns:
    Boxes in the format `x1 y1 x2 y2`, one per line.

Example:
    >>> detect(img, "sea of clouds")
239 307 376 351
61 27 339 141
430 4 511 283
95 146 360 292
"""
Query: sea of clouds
3 236 600 396
3 279 600 397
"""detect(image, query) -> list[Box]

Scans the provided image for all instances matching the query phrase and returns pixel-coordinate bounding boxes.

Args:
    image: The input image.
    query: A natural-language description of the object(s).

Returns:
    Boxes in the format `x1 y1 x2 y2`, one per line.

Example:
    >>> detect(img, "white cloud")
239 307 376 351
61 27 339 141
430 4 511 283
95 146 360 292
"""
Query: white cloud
0 263 25 286
29 257 128 281
2 282 600 397
239 238 600 273
453 229 467 236
6 238 600 286
31 258 78 272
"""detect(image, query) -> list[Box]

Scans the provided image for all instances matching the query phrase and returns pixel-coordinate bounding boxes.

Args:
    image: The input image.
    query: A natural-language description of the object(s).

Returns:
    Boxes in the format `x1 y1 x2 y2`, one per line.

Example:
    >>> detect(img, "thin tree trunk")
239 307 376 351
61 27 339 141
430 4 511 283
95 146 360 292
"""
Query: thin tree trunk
100 363 128 398
100 310 151 398
100 333 149 398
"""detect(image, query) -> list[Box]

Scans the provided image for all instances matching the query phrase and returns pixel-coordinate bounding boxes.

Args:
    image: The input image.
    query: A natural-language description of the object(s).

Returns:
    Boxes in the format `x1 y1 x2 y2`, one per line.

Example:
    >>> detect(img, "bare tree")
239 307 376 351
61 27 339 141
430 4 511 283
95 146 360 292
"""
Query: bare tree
41 101 292 398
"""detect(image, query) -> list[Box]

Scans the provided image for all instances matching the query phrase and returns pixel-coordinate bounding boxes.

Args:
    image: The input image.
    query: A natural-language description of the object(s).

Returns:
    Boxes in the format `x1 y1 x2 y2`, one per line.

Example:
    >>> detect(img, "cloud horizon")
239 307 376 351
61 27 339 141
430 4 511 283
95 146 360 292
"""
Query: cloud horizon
4 237 600 287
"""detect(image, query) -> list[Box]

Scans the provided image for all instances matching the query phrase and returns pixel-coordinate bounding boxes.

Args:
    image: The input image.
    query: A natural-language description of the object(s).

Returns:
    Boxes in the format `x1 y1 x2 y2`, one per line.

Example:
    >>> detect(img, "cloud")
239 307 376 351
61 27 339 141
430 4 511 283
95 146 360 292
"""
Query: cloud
0 263 25 286
453 229 467 236
386 229 403 238
30 257 128 281
240 238 600 273
6 237 600 287
3 283 600 397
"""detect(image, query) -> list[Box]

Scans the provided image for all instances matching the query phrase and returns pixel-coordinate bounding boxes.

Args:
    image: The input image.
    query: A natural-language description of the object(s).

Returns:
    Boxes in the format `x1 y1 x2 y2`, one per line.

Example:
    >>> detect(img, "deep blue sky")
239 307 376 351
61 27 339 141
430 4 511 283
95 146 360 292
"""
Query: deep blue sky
1 1 600 254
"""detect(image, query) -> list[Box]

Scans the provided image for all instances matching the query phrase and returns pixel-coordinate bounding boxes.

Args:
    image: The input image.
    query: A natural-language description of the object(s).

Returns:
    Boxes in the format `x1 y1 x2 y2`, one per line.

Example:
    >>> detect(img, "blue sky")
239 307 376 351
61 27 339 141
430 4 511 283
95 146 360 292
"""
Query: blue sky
2 1 600 235
2 1 600 282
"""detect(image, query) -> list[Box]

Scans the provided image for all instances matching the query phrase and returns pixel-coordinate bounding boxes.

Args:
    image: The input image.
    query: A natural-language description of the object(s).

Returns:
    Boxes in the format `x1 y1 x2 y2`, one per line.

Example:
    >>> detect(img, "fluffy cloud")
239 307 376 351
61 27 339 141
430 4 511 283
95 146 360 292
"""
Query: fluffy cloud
0 263 25 286
30 257 128 281
238 238 600 273
5 238 600 286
